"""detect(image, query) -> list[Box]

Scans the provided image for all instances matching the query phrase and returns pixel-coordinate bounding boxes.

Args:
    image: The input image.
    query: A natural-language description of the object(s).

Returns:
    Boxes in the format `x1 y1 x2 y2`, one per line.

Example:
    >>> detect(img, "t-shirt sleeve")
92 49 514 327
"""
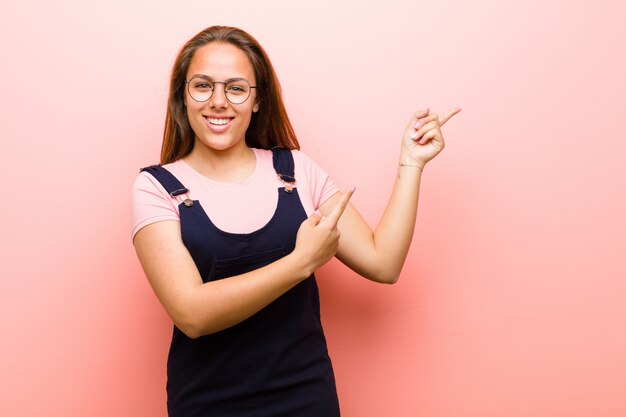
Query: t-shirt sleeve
292 150 339 210
131 171 180 241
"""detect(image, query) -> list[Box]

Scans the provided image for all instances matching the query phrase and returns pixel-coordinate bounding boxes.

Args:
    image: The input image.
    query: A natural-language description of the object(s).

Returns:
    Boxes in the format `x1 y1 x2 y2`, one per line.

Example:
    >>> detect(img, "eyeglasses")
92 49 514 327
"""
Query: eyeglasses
185 76 257 105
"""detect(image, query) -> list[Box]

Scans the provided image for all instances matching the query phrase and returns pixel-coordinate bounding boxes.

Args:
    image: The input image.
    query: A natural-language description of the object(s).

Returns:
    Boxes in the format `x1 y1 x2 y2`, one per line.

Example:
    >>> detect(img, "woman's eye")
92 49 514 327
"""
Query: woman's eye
228 85 245 92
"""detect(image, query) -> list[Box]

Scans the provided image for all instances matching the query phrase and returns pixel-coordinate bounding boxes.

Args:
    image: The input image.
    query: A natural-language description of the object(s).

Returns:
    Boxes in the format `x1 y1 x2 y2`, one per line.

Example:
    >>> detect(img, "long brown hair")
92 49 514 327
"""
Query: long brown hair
160 26 300 164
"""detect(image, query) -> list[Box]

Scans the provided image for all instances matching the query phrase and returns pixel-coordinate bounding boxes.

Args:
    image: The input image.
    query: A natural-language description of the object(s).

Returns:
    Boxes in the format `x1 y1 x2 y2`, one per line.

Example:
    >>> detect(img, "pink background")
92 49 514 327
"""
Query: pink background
2 0 625 416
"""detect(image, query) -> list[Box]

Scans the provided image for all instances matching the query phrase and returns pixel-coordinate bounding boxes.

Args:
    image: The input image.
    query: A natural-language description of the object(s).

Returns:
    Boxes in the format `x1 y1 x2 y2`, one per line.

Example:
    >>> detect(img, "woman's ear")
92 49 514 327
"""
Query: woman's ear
253 98 260 113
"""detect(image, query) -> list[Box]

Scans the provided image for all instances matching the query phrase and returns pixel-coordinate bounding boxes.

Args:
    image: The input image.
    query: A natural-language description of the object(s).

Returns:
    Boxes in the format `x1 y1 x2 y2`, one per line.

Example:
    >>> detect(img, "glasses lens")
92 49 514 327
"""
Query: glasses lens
187 77 253 104
224 79 251 104
188 77 213 102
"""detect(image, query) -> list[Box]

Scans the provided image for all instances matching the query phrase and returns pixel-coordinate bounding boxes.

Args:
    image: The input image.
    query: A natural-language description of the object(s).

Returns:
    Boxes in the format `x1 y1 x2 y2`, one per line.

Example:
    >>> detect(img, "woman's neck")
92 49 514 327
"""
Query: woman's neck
183 142 256 183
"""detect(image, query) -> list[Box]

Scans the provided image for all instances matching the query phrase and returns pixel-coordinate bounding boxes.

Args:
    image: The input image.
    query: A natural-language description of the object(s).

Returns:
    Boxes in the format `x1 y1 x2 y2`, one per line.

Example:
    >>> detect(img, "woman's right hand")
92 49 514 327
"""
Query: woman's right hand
292 188 355 275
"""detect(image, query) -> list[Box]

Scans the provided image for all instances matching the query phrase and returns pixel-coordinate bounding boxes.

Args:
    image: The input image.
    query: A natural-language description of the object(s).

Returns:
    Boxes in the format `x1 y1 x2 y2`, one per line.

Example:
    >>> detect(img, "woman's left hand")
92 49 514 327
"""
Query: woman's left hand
400 107 461 168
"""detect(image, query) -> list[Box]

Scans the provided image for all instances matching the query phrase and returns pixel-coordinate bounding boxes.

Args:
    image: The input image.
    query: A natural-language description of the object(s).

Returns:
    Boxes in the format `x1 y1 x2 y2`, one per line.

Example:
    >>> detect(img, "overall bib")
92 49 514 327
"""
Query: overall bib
141 148 340 417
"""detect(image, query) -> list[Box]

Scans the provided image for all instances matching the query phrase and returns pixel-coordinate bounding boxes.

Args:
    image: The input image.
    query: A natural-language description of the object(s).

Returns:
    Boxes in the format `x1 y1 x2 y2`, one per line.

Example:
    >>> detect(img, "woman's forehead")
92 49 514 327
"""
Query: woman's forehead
187 43 255 81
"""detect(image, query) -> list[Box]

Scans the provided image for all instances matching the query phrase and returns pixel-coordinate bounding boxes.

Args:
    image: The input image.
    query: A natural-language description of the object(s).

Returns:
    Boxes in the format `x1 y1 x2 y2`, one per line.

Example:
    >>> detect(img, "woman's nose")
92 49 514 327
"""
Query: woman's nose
208 83 229 108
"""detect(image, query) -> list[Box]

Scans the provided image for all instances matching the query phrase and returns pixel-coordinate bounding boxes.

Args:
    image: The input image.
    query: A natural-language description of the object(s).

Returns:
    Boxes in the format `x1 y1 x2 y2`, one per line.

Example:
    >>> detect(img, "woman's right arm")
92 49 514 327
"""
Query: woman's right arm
133 189 353 339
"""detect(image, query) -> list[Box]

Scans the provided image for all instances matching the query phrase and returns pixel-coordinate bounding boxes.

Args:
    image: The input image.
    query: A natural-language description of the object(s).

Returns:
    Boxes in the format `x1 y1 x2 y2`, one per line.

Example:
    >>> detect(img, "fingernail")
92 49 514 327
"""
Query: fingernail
350 186 356 194
414 121 422 129
314 209 321 215
410 131 419 140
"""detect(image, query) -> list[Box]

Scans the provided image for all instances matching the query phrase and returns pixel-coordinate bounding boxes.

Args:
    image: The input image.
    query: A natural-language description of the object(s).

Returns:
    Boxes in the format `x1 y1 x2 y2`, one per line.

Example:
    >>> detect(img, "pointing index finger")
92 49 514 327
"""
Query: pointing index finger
325 187 355 227
438 107 462 126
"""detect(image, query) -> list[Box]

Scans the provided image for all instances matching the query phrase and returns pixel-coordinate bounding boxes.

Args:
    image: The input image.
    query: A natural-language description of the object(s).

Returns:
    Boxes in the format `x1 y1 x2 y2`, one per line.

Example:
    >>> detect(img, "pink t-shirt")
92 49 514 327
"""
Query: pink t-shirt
131 148 338 239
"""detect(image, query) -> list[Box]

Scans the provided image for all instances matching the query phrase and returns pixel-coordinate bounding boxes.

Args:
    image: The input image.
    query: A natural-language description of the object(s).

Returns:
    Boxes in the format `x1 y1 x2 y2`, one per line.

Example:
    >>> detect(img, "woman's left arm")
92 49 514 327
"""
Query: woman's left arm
318 107 461 284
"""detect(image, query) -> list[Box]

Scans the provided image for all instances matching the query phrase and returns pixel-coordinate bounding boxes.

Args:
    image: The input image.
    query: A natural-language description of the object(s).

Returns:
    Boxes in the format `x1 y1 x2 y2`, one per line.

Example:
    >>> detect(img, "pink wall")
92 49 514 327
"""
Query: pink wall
2 1 625 416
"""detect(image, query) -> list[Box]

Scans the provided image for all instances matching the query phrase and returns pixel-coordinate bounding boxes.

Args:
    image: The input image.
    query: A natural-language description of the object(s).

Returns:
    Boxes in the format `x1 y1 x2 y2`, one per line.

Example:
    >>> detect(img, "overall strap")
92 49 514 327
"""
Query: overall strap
272 147 296 192
140 165 189 197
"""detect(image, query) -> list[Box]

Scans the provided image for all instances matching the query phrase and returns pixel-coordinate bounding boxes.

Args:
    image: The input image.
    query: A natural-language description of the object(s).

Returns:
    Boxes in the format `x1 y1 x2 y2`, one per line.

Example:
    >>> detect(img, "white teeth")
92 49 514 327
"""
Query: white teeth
207 117 230 125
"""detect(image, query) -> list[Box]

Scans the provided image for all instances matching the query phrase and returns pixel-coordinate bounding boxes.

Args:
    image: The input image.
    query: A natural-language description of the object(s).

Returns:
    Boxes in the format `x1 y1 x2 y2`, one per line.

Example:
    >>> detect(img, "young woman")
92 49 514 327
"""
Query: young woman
132 25 459 417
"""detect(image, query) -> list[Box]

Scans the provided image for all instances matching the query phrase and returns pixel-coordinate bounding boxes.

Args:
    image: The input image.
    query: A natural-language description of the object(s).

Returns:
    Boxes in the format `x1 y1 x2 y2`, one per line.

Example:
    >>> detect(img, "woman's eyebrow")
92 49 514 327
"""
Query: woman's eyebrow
189 74 212 80
189 74 248 82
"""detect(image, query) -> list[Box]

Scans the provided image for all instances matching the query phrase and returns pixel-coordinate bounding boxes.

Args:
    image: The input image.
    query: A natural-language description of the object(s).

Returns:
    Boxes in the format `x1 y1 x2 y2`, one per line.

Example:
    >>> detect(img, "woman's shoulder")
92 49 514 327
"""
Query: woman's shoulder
134 159 190 185
131 160 194 209
131 161 186 240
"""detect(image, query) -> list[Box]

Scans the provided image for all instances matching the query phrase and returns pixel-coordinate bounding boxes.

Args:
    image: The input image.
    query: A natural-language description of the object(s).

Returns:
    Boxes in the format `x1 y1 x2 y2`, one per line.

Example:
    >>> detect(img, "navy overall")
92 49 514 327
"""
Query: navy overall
141 148 340 417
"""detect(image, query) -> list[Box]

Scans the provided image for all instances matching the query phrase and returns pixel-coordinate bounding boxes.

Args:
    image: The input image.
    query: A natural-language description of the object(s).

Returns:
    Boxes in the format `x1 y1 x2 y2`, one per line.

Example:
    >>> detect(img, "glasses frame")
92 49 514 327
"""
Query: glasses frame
185 76 257 105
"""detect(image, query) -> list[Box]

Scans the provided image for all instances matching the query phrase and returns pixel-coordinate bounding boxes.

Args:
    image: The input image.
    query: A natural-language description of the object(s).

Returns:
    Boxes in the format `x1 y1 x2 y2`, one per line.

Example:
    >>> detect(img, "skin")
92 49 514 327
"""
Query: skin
134 42 461 339
323 107 460 283
183 42 260 182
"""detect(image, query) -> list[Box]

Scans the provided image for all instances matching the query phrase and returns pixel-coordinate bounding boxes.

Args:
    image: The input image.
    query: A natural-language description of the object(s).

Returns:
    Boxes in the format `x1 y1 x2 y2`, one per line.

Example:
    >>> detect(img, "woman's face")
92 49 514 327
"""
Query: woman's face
184 42 259 154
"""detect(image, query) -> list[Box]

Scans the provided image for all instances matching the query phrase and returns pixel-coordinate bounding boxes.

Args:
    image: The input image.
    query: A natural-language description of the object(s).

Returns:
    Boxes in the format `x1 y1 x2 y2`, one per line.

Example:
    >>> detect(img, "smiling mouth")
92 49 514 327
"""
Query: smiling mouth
205 117 233 126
